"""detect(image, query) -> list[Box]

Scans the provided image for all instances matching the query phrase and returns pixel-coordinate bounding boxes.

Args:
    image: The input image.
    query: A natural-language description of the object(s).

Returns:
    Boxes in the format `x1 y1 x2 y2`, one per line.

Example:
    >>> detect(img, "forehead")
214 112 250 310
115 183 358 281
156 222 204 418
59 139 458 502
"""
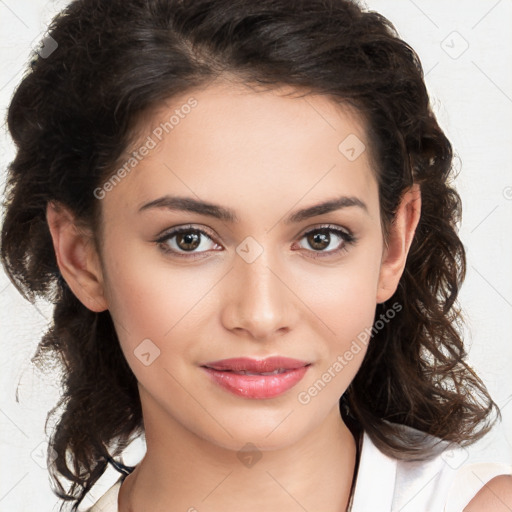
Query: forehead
103 80 379 224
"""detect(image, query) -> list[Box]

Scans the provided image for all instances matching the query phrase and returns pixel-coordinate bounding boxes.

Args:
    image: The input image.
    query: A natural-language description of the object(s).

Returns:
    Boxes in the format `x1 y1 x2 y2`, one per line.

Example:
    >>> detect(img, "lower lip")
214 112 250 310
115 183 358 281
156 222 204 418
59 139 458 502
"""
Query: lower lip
201 366 310 399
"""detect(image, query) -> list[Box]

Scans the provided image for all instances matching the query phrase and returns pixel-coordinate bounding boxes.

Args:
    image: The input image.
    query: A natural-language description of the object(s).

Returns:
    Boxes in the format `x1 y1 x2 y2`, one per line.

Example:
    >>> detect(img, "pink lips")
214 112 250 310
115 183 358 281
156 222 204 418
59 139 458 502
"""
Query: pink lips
201 356 311 399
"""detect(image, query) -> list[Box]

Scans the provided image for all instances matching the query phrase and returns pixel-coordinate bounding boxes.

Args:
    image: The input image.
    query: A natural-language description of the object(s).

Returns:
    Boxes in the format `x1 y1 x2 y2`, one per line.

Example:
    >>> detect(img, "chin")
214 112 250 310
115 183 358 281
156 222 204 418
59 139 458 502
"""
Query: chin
193 409 314 453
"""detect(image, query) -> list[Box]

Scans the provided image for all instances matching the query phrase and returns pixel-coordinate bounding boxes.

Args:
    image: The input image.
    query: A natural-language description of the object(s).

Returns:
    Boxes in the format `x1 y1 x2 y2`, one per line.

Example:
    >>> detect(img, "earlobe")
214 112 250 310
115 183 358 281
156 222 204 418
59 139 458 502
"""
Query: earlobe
376 184 421 304
46 201 108 312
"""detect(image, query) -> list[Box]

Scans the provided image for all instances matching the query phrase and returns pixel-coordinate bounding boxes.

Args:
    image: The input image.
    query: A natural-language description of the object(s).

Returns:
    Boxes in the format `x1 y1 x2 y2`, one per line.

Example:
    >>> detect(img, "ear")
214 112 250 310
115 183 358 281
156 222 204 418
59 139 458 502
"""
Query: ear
376 184 421 304
46 201 108 312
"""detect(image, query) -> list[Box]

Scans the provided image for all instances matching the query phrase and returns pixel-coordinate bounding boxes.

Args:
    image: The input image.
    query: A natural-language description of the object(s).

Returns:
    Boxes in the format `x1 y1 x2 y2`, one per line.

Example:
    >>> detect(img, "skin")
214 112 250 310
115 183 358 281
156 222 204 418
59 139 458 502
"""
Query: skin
46 80 422 512
464 475 512 511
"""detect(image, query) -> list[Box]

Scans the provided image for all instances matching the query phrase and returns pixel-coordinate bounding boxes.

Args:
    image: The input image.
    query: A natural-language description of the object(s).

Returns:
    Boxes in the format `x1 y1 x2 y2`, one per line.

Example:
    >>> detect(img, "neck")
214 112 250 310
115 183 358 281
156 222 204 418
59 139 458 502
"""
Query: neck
119 393 358 512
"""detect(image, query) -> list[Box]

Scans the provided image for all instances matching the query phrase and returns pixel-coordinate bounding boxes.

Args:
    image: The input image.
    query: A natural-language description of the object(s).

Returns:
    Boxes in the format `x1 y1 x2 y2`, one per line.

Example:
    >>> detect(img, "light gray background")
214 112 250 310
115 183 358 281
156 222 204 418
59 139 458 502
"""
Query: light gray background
1 1 511 510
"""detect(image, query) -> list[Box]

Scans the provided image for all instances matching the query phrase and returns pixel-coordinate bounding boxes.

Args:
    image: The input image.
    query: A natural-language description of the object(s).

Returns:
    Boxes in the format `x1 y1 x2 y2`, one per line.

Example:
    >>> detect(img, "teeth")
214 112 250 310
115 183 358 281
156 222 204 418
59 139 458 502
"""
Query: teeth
234 369 288 375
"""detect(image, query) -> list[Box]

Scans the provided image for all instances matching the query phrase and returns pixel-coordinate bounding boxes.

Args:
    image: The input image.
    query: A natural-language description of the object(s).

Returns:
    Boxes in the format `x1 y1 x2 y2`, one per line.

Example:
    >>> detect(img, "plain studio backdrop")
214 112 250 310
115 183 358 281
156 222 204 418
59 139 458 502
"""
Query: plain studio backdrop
1 1 511 510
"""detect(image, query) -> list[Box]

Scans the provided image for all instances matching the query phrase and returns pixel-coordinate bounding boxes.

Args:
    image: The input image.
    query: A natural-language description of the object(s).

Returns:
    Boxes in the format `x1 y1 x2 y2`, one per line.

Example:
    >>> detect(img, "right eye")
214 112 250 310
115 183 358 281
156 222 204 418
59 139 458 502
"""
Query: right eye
155 225 222 259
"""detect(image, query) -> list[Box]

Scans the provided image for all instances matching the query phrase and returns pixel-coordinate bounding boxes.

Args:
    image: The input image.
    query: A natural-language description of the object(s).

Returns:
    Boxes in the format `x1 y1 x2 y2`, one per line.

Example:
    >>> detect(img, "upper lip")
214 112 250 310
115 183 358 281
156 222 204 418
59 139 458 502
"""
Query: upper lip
202 356 311 372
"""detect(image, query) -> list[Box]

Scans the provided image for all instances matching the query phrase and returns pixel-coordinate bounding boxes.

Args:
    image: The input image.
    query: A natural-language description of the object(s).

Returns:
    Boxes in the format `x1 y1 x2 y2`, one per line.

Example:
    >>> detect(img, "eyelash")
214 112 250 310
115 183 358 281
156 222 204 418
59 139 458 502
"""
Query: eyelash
154 224 356 260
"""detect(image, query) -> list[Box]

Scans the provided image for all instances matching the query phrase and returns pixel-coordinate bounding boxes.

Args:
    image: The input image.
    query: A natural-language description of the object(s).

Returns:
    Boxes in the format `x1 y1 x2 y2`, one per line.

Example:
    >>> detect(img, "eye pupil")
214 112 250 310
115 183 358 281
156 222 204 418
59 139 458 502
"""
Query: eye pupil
177 231 200 251
308 230 330 250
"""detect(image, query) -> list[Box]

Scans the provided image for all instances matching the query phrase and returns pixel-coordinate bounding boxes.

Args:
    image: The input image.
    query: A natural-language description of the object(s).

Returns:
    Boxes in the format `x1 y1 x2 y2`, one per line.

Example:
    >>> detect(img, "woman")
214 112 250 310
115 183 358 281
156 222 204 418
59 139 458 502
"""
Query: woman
1 0 511 511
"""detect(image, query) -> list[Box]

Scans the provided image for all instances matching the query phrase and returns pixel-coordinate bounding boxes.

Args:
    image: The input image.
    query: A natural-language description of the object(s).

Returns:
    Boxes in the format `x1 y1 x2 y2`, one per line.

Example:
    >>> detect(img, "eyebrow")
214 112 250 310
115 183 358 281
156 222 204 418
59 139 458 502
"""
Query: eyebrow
138 194 368 224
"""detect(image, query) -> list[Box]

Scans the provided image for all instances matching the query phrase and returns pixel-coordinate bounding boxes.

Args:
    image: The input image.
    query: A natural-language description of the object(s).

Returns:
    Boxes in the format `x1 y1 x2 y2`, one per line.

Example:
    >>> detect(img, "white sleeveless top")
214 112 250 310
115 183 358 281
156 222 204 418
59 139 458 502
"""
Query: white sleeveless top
87 430 512 512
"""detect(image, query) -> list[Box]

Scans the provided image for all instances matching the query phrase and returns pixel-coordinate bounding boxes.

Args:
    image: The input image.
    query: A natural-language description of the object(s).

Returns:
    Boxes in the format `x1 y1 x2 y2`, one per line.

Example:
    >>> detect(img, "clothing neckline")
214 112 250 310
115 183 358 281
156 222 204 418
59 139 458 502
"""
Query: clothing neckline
346 426 363 511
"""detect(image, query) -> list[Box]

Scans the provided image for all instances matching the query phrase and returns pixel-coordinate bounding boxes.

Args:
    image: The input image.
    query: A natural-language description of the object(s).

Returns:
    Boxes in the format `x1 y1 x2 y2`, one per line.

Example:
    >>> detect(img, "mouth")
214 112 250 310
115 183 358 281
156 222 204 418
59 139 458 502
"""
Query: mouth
201 356 311 373
209 368 294 375
200 356 312 399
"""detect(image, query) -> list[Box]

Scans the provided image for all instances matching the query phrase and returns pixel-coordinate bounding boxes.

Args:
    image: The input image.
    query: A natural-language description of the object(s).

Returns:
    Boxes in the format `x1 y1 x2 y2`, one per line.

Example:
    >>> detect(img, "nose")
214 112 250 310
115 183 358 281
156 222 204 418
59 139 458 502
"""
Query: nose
220 247 298 341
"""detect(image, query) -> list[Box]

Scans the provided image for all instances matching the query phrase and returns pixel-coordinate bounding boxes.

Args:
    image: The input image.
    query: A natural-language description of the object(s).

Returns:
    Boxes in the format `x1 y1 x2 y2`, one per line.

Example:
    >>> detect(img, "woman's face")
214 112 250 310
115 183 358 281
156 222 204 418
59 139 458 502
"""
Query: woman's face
90 81 399 451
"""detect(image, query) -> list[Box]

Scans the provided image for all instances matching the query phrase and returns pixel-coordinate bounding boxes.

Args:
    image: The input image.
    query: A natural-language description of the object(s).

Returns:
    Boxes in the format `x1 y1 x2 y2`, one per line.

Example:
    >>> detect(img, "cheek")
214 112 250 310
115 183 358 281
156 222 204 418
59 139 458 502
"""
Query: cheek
103 251 210 343
292 247 382 331
100 235 224 380
290 248 381 385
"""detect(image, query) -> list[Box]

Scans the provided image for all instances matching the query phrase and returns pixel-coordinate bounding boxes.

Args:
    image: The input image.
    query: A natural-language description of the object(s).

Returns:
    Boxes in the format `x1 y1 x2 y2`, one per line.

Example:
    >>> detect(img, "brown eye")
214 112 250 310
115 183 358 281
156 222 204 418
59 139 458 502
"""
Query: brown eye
155 223 356 261
295 225 356 258
175 231 201 251
306 229 331 251
155 226 219 258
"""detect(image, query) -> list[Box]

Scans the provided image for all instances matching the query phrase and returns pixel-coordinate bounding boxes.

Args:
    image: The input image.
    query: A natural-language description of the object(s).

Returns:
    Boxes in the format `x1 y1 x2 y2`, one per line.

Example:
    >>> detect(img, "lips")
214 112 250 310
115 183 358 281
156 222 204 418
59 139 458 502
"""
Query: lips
200 356 311 399
202 356 310 373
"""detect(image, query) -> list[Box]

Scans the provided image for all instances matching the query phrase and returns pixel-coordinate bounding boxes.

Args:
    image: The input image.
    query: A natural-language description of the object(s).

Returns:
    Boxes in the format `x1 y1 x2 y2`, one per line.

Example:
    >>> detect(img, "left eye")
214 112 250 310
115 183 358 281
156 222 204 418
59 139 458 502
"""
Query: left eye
155 224 355 259
294 226 355 257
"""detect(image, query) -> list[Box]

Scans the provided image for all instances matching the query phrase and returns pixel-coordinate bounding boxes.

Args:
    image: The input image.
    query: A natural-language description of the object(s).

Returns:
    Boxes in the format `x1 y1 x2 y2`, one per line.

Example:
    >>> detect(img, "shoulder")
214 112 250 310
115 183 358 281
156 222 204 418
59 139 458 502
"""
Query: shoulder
463 474 512 511
350 426 463 511
354 424 512 512
444 461 512 512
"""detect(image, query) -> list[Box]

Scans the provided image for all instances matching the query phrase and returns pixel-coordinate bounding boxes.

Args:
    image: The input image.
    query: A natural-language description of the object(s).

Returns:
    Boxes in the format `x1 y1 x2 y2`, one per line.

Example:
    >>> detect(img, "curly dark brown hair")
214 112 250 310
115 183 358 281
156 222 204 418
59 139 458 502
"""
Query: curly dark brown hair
0 0 499 510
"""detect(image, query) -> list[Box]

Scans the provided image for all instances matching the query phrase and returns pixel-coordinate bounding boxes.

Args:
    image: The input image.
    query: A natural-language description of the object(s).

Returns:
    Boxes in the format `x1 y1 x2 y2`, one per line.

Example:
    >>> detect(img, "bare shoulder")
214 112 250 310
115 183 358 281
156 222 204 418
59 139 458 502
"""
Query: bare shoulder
463 474 512 511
